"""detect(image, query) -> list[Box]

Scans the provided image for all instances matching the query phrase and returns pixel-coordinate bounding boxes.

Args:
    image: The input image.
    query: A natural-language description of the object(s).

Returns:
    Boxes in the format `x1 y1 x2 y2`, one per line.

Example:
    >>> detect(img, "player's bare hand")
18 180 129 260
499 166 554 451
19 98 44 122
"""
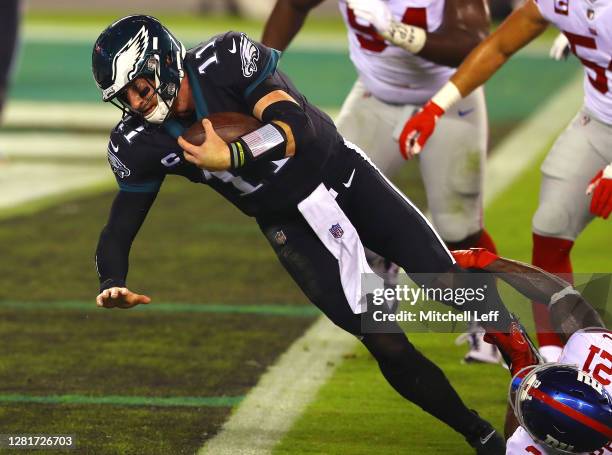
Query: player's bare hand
586 164 612 219
398 101 444 159
96 287 152 309
178 119 231 171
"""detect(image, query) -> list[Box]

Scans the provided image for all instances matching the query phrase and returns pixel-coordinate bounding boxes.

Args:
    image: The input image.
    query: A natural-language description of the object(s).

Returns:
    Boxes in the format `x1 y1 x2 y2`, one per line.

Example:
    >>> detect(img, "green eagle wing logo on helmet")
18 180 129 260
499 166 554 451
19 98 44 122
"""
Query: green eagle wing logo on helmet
103 25 150 101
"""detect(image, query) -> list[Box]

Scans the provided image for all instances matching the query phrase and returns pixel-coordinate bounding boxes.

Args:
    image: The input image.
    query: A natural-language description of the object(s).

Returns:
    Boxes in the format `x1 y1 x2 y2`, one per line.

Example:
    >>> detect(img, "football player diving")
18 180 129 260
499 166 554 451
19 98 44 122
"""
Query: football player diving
453 248 612 453
92 15 540 453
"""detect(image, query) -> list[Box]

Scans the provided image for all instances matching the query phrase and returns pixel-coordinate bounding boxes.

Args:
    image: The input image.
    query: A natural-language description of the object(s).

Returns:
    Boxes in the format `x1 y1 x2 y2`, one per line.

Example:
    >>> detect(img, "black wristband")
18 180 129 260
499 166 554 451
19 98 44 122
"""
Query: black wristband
228 123 287 170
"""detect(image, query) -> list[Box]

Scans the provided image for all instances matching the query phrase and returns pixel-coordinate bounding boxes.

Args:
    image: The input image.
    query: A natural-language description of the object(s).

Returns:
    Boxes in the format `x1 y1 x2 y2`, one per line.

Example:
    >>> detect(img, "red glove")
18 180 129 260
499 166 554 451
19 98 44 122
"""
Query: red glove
587 164 612 219
398 100 445 159
451 248 499 270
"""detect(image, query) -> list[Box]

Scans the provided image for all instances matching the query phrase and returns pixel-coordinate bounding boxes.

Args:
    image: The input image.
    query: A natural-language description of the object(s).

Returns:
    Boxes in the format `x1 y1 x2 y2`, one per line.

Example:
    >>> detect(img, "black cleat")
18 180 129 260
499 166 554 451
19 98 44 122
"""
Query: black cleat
465 413 506 454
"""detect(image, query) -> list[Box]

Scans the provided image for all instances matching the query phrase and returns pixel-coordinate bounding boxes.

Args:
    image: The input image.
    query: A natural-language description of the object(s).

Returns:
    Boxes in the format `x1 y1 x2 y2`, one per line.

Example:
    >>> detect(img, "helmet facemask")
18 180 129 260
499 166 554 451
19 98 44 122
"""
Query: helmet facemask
92 15 186 125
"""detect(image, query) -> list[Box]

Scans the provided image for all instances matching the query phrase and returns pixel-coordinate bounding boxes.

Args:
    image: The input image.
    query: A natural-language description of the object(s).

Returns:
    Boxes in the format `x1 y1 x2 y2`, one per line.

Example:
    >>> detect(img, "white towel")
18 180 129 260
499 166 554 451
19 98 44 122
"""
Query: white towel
297 183 383 314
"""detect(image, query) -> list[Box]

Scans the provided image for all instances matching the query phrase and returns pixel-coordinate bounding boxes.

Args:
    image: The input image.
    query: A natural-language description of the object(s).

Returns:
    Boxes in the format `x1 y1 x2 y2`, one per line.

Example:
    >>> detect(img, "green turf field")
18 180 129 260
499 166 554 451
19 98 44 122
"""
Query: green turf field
0 11 609 455
274 149 612 455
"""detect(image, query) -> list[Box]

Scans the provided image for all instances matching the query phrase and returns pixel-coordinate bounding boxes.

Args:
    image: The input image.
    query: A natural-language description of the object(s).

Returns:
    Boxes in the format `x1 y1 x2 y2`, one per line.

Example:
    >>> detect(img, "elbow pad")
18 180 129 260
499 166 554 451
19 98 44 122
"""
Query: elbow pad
261 100 316 154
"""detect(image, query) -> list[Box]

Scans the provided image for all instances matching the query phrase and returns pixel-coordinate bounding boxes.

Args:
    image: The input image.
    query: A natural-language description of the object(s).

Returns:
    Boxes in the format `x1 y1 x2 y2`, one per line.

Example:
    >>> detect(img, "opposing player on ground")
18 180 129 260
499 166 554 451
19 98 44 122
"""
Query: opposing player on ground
401 0 612 362
453 248 612 452
262 0 501 364
90 15 547 453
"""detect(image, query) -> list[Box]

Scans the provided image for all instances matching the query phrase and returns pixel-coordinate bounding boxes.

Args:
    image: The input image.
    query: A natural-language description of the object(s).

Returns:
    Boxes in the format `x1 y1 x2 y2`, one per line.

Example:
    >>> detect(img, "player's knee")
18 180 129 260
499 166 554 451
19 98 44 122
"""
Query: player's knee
449 147 484 196
430 212 478 244
532 202 574 239
361 332 418 367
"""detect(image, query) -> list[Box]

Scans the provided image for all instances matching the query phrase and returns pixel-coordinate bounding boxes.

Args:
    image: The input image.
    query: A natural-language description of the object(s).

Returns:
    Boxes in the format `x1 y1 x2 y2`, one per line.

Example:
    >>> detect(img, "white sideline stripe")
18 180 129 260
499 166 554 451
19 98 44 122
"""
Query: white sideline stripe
484 72 583 206
198 317 358 455
3 101 120 130
0 132 109 158
2 101 340 132
0 162 111 209
22 26 350 51
198 73 584 455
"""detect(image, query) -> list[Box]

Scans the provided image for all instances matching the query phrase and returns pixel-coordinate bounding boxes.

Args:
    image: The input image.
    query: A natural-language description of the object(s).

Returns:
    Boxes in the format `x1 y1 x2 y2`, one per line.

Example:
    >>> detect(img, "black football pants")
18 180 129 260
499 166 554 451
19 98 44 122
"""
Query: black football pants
256 140 498 438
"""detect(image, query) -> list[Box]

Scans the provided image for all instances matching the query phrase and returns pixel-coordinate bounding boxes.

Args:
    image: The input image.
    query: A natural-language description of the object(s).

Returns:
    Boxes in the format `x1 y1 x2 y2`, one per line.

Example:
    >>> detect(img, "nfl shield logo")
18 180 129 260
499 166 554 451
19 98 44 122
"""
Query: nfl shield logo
274 230 287 245
329 223 344 239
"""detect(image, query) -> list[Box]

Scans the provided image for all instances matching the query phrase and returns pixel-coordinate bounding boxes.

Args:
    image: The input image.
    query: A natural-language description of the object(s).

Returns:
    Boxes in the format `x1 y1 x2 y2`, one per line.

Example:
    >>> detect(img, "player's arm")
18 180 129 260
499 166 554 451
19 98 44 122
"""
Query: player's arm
261 0 325 51
95 190 157 309
453 249 605 342
419 0 490 67
179 88 312 170
180 33 315 171
448 0 549 97
348 0 490 67
399 0 549 157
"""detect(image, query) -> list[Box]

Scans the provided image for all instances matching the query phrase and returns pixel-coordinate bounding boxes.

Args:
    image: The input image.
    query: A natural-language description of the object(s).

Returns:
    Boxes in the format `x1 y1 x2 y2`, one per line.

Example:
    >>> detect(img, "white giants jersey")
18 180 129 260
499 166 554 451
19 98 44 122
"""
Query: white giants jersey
507 328 612 454
339 0 454 105
535 0 612 124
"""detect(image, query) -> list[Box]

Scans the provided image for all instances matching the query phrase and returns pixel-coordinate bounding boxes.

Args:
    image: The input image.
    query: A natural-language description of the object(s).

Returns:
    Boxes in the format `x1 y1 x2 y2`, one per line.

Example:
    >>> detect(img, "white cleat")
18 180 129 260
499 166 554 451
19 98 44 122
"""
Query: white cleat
456 325 503 365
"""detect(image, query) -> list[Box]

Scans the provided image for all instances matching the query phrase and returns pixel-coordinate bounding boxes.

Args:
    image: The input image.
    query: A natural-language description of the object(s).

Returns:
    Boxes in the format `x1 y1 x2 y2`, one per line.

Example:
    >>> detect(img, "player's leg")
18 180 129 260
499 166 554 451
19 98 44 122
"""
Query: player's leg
531 108 611 361
334 141 539 379
335 80 404 299
256 211 504 449
417 88 495 251
0 0 20 119
335 79 405 177
417 88 500 363
335 141 511 327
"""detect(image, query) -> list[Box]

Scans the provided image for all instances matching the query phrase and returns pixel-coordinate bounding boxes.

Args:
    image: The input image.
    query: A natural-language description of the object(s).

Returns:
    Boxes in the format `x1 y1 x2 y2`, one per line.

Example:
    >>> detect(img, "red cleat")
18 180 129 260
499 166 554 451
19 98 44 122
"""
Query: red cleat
483 319 542 377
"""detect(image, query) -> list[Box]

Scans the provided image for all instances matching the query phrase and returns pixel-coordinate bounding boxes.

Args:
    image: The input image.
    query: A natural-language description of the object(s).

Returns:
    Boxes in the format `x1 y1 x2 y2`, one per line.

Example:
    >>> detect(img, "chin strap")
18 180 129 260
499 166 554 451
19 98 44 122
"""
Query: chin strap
145 44 186 124
145 94 171 124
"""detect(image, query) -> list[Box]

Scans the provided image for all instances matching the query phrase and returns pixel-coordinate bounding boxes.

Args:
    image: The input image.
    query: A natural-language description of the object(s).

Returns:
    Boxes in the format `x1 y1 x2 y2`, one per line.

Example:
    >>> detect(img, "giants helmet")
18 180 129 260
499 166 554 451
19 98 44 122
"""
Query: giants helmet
91 15 186 124
510 363 612 453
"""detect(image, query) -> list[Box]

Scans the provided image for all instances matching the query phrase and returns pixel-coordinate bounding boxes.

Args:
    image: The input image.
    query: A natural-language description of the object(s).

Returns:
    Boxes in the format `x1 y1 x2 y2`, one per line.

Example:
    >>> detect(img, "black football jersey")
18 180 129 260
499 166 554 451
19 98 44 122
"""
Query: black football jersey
105 31 342 217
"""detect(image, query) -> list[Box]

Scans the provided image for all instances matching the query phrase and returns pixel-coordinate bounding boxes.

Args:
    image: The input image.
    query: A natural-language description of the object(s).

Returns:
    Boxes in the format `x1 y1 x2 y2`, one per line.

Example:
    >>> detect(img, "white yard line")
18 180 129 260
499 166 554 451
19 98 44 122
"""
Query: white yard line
1 103 117 210
198 72 585 455
3 101 119 130
0 131 109 158
0 161 111 209
198 317 358 455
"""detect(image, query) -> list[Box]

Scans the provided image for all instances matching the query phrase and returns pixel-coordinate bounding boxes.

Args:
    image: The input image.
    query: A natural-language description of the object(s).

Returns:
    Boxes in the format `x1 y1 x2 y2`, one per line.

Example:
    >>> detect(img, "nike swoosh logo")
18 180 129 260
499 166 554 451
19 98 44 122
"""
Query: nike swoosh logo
458 108 474 117
109 141 119 153
343 169 356 188
480 430 496 445
229 39 237 54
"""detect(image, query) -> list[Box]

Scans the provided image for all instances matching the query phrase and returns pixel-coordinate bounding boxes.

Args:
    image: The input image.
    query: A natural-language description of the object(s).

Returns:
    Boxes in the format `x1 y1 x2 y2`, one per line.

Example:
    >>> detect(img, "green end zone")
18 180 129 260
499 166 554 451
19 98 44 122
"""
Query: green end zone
0 306 315 454
0 177 317 453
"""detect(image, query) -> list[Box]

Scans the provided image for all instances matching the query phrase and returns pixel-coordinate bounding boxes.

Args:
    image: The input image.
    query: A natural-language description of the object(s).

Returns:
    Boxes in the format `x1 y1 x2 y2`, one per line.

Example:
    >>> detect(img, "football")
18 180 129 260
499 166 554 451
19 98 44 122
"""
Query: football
182 112 263 145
